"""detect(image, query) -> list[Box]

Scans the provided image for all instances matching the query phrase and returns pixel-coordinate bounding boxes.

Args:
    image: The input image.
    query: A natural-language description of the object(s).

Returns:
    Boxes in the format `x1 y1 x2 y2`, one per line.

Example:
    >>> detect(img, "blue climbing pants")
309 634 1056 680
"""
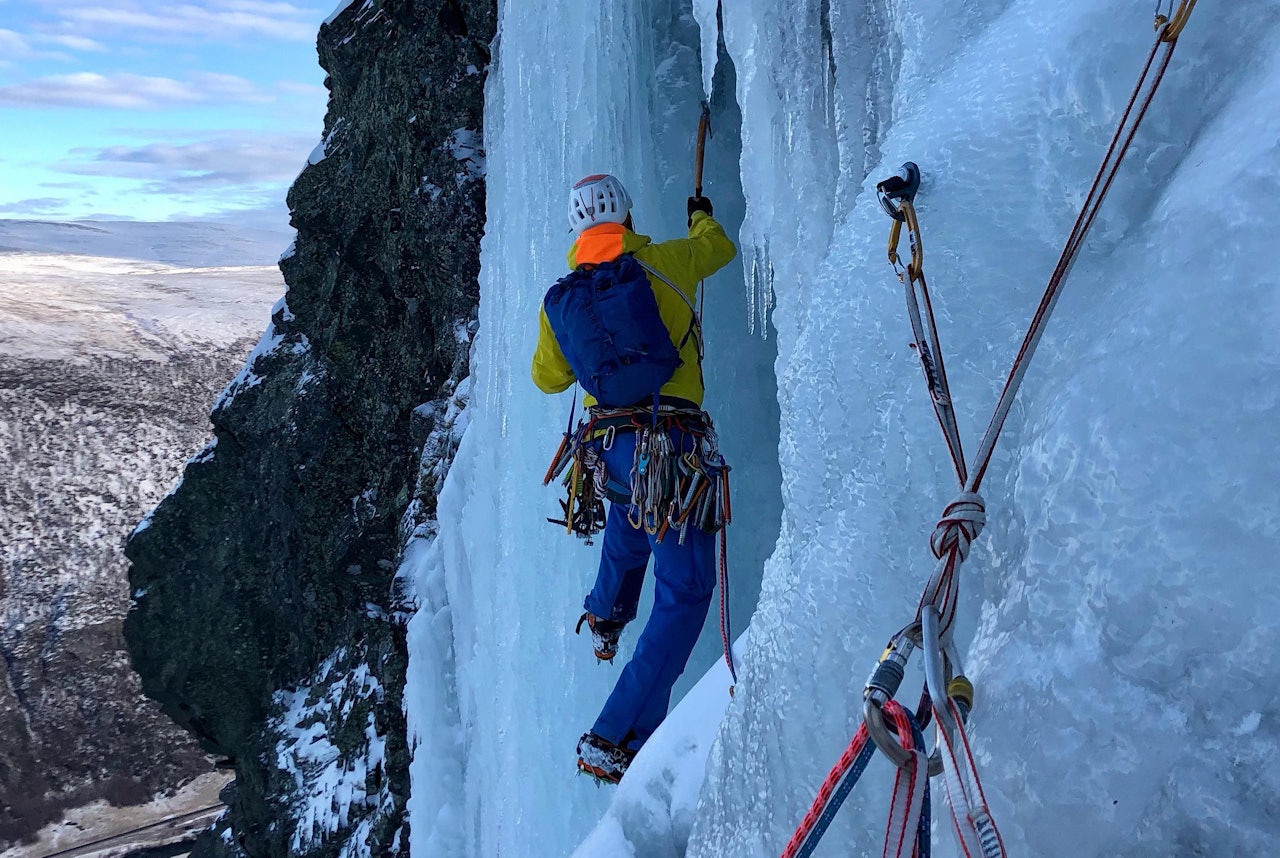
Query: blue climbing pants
582 426 717 750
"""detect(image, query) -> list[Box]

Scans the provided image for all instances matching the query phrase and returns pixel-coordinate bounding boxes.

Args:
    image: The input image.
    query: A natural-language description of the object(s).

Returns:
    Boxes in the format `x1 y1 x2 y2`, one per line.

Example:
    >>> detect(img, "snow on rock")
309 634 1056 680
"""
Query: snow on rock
448 129 486 185
213 322 284 410
304 118 347 171
272 651 391 856
324 0 367 26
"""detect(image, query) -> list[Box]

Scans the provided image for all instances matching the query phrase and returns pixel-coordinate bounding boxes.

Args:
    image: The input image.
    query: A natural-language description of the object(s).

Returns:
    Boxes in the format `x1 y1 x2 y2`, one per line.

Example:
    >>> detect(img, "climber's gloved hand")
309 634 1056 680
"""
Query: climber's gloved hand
687 195 713 227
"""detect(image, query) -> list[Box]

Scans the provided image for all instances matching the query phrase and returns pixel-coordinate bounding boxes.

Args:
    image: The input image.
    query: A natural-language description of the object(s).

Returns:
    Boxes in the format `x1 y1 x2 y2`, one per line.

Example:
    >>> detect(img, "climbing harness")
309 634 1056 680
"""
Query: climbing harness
783 4 1196 855
543 401 739 685
544 403 728 540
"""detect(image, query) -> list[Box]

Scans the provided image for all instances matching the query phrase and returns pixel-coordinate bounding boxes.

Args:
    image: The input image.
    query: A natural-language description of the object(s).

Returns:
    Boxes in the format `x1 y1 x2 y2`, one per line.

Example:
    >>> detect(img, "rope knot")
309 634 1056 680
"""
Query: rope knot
930 492 986 561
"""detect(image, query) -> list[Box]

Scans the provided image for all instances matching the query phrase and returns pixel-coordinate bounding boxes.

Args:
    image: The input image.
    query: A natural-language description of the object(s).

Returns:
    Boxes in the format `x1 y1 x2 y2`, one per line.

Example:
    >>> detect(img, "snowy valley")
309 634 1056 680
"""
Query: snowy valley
0 219 286 854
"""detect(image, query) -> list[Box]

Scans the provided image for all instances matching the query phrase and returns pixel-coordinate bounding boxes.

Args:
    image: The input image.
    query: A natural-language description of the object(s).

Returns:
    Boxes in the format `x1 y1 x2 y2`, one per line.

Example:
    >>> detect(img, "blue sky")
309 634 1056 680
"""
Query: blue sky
0 0 337 225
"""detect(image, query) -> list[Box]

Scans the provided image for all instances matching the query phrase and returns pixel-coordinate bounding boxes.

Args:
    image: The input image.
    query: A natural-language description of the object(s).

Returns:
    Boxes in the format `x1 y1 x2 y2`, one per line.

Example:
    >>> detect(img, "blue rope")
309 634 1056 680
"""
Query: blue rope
794 711 932 858
794 737 877 858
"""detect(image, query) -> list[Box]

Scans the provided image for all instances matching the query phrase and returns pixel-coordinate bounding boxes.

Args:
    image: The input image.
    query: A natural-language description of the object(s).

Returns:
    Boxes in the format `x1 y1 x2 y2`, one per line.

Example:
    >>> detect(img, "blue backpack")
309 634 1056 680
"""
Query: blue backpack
543 255 696 408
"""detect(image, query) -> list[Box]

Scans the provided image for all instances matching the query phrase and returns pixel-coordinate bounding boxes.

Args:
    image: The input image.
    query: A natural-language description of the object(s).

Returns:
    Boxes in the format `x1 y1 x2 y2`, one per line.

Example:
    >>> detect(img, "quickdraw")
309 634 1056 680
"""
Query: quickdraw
784 4 1196 856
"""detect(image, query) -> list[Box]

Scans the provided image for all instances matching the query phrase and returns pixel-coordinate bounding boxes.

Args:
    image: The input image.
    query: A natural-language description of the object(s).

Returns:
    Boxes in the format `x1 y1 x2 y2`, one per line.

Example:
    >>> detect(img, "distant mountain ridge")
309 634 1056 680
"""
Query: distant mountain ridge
0 220 287 362
0 218 294 268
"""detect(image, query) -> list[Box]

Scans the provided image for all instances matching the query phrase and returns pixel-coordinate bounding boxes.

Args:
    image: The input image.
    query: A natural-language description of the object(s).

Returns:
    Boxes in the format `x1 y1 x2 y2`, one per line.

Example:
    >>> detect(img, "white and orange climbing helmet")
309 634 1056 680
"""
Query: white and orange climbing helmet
568 173 632 234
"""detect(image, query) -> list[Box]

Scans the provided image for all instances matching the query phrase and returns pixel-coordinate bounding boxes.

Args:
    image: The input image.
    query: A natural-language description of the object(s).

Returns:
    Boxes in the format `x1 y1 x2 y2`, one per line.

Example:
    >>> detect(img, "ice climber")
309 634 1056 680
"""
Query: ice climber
531 173 737 783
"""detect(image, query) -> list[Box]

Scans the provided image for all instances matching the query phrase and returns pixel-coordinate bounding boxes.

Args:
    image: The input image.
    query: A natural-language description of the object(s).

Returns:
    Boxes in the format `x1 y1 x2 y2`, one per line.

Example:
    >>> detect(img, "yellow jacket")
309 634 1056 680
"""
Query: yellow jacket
531 211 737 406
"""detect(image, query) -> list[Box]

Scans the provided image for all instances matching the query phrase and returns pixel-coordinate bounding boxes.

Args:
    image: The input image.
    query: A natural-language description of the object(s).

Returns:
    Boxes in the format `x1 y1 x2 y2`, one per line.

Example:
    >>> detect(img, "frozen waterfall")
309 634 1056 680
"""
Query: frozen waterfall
406 1 1280 856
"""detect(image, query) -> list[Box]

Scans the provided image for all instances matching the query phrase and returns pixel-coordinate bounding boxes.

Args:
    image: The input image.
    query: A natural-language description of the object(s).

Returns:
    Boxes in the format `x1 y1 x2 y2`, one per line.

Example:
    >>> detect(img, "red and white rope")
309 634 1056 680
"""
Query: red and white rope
882 701 929 858
933 699 1005 858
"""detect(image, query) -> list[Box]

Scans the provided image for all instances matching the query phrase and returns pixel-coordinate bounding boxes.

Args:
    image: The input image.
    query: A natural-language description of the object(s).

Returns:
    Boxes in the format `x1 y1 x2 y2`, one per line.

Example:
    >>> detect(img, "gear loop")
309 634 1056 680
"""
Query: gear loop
929 491 986 561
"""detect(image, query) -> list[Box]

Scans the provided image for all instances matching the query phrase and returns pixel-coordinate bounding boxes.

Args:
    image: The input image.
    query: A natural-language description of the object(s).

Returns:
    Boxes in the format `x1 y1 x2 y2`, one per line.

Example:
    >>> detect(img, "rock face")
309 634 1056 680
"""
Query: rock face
124 2 495 855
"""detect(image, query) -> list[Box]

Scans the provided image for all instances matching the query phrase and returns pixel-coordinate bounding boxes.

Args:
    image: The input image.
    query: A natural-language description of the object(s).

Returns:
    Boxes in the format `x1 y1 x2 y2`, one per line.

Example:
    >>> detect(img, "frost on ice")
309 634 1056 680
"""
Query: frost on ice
403 1 1280 857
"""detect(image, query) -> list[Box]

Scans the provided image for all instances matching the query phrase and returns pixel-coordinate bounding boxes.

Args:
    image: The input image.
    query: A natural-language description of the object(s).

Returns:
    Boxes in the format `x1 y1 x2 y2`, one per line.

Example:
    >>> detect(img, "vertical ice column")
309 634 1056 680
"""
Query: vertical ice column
691 1 1280 857
414 0 742 855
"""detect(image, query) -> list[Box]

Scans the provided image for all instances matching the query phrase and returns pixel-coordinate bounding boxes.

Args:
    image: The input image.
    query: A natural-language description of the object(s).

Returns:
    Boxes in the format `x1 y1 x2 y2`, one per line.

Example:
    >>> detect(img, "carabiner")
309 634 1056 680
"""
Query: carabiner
876 161 921 222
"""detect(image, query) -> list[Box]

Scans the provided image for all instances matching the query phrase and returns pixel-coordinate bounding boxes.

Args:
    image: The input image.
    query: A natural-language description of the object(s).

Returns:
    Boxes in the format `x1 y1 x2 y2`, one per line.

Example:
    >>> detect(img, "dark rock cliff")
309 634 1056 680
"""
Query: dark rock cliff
124 1 495 855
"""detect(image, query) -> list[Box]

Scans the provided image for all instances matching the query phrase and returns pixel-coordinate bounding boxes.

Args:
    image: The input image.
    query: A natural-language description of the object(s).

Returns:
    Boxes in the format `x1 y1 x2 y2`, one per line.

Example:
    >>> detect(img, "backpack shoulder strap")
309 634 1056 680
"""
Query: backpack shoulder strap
633 258 704 360
633 258 696 316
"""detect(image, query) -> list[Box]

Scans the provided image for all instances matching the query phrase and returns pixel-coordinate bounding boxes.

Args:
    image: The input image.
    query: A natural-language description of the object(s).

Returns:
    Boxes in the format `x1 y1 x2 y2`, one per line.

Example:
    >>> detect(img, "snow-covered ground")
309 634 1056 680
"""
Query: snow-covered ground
0 219 289 361
405 1 1280 857
0 218 287 852
4 773 229 858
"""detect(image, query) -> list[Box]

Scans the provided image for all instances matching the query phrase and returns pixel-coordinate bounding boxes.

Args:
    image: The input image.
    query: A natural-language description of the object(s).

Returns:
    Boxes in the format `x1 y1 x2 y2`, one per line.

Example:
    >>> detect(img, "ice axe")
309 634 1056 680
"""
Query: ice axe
695 100 712 200
691 101 712 335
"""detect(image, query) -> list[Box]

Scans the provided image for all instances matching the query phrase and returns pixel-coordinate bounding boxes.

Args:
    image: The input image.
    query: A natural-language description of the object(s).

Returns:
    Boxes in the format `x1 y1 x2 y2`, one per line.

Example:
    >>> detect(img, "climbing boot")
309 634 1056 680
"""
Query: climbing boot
576 732 636 784
576 611 624 662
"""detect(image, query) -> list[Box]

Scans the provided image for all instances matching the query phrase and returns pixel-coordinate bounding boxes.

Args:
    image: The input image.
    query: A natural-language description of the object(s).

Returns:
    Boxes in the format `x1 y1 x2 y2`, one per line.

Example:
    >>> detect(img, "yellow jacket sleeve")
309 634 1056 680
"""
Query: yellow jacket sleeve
633 211 737 298
531 305 576 393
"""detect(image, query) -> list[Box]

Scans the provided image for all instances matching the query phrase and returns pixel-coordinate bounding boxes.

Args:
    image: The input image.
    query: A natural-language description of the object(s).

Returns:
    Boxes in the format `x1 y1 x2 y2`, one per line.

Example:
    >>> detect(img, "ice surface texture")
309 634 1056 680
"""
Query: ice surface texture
410 1 1280 856
692 2 1280 857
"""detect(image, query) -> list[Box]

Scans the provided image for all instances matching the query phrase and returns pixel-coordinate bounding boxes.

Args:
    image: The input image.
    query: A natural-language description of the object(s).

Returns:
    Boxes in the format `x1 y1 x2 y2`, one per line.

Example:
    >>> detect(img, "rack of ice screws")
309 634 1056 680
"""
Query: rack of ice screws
543 405 731 545
630 416 730 541
544 403 739 686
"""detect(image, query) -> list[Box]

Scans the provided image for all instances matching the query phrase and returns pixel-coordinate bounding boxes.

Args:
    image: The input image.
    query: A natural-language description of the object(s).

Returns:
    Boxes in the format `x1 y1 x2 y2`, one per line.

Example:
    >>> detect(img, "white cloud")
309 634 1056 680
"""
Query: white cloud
0 27 76 64
0 72 268 109
57 1 321 42
193 72 275 101
0 28 27 54
0 197 71 215
58 132 317 191
45 34 107 51
39 181 101 192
